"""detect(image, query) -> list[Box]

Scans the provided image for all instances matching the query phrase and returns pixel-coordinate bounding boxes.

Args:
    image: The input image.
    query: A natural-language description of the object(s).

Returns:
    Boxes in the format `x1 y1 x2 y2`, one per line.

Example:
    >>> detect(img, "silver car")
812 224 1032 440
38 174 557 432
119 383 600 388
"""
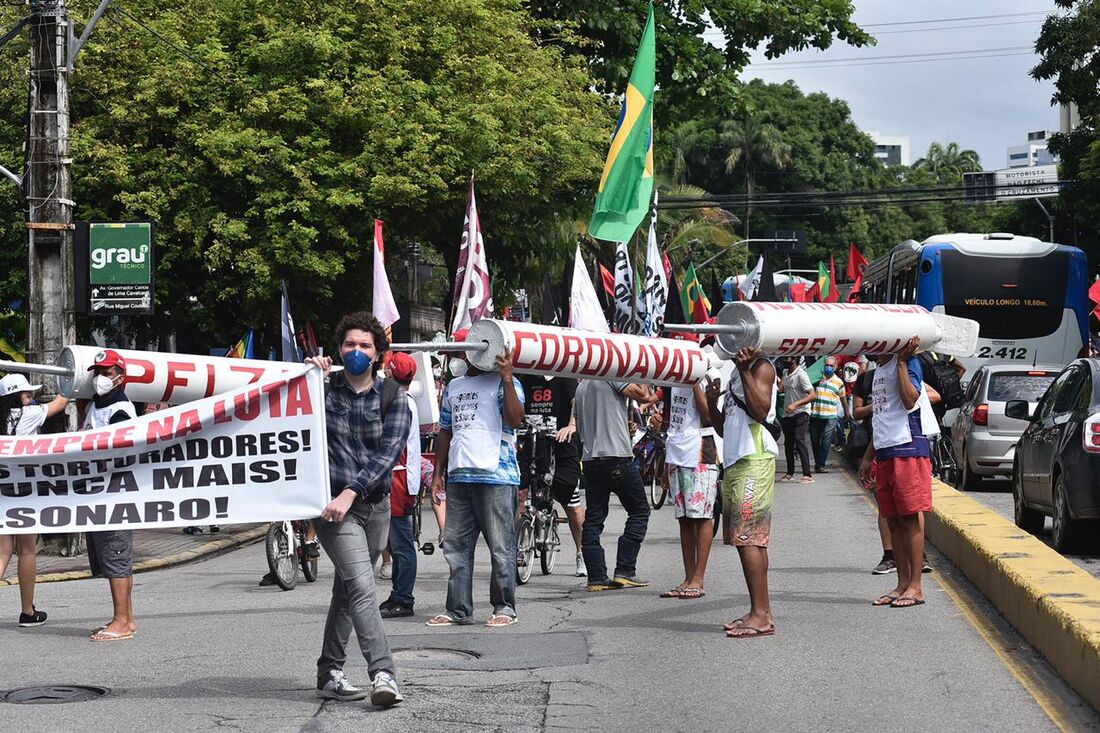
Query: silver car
951 364 1060 489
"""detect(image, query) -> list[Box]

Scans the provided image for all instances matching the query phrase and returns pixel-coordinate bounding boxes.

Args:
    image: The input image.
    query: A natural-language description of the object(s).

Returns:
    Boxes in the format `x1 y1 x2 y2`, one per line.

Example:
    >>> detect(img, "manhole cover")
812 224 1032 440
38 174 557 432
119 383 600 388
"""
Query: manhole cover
393 647 481 662
1 686 109 705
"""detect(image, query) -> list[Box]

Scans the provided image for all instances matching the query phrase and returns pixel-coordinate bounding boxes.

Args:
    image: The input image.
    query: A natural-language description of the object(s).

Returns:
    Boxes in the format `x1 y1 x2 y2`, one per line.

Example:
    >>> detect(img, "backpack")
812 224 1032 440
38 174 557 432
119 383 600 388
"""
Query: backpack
379 376 402 418
920 353 964 411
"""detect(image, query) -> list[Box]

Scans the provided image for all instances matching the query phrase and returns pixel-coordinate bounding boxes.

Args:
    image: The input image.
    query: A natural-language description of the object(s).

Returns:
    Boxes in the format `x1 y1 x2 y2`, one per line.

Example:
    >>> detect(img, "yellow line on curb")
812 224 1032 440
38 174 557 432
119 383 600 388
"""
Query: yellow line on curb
844 471 1076 732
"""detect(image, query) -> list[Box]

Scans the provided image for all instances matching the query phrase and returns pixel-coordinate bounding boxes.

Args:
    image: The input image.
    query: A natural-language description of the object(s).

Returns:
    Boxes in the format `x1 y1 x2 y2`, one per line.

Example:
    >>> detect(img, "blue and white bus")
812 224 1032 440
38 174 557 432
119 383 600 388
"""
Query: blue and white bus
860 233 1089 375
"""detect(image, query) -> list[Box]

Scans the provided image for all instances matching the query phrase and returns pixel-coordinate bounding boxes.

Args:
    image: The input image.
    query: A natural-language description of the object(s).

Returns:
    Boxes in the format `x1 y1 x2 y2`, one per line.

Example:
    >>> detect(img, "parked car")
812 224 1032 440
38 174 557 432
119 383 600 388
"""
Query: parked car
951 364 1059 490
1007 358 1100 551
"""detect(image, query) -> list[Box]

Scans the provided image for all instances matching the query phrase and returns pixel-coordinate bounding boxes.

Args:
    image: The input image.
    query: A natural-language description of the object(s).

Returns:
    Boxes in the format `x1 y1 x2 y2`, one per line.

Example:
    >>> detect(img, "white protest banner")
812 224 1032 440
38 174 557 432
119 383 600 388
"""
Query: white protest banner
0 366 329 534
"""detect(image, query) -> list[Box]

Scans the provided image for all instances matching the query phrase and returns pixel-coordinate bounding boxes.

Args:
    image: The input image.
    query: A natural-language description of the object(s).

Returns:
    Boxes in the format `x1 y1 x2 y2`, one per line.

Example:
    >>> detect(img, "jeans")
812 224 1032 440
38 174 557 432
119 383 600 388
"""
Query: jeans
810 417 837 470
314 496 393 685
387 514 416 608
581 457 650 583
781 412 812 477
443 481 518 621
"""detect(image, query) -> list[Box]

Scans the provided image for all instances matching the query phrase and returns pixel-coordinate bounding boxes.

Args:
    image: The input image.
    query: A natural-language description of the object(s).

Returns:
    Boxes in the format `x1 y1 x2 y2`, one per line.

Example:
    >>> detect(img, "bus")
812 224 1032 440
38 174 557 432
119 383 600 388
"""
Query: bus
859 233 1089 376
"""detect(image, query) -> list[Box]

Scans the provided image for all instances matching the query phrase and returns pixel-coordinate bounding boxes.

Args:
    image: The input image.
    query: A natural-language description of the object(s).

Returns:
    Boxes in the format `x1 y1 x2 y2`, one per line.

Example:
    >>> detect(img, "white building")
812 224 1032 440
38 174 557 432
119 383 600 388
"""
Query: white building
1006 130 1058 169
868 131 910 167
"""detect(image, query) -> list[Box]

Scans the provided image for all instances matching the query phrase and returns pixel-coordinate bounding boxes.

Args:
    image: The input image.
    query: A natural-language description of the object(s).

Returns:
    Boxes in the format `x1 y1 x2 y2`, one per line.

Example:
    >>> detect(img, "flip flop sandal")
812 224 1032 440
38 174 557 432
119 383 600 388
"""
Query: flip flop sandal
722 616 749 631
425 614 458 627
659 588 686 598
873 594 900 606
485 614 518 627
726 624 775 639
779 474 794 483
90 630 134 642
799 476 815 484
678 588 706 599
890 596 926 608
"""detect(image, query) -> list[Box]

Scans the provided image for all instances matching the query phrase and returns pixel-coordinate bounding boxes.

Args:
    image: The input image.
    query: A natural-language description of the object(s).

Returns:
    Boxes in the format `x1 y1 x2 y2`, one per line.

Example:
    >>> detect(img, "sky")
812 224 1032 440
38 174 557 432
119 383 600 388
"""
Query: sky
734 0 1062 170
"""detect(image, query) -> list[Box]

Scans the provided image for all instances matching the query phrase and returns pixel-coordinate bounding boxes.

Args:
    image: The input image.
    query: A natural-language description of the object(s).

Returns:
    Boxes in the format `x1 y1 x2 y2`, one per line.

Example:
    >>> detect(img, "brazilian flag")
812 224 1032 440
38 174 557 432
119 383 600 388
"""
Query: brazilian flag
589 2 655 243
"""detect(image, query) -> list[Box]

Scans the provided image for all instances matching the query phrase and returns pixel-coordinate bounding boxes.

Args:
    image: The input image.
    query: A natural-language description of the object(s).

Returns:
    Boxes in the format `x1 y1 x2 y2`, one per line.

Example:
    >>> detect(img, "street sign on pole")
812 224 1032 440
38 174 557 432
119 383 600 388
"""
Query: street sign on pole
76 222 155 315
964 164 1061 203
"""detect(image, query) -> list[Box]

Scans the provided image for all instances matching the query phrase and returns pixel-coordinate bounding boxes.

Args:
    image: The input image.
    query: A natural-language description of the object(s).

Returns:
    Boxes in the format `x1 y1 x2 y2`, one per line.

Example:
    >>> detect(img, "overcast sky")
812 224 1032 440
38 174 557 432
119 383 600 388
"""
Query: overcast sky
736 0 1061 170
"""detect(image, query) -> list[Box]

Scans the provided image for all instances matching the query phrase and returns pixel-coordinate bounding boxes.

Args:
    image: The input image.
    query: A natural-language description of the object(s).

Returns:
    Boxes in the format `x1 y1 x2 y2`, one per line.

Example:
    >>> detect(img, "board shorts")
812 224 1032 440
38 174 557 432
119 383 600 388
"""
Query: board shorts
875 456 932 518
721 457 776 547
668 463 719 520
86 529 134 578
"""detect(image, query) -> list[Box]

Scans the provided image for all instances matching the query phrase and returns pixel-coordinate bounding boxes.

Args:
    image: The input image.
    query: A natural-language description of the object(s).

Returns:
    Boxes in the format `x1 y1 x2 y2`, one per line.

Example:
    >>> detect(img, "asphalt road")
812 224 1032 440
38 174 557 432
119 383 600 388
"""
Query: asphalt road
2 467 1098 731
963 476 1100 581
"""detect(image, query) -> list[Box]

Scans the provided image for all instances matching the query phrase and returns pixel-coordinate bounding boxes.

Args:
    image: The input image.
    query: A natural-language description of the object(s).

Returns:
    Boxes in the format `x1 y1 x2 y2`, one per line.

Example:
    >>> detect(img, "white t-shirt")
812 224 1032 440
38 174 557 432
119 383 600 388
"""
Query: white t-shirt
5 404 48 436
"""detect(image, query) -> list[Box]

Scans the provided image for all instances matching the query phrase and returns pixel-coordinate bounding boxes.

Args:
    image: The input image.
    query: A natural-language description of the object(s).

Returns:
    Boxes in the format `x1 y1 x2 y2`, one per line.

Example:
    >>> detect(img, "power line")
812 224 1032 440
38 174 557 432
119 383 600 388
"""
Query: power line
703 17 1042 41
109 6 208 67
859 11 1049 28
746 51 1034 71
746 45 1032 68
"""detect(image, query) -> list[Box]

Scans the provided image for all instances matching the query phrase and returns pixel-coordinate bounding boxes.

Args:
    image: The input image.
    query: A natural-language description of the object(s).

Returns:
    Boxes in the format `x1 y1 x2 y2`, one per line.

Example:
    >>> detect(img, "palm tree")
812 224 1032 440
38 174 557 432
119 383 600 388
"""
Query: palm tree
912 141 982 182
721 114 791 238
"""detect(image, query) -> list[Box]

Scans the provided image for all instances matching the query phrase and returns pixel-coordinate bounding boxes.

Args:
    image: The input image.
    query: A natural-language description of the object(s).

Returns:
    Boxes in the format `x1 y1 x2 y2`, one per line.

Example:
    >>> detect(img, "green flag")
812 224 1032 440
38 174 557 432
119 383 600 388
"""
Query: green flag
817 261 831 301
589 2 655 243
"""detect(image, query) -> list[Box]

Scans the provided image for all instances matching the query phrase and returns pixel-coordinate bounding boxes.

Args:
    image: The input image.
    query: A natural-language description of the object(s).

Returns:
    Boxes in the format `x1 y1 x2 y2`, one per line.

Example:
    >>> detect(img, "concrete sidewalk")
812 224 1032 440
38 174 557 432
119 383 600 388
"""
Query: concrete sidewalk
0 524 266 585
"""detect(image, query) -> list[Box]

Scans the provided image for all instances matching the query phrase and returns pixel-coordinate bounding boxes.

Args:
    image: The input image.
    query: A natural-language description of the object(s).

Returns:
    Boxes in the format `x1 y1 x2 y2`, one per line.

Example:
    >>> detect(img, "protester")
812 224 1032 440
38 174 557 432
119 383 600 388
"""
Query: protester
306 312 408 706
519 374 587 577
380 352 421 619
574 376 659 592
428 330 525 628
777 357 814 484
809 356 848 473
82 350 139 642
0 374 68 627
707 347 778 638
661 369 718 600
859 337 938 609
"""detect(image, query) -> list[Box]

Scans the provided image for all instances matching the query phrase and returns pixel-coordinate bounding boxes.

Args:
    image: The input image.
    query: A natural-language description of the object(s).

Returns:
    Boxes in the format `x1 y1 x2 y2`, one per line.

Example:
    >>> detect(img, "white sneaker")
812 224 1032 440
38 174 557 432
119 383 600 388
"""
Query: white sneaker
370 671 404 707
317 670 369 701
575 553 587 577
380 562 393 579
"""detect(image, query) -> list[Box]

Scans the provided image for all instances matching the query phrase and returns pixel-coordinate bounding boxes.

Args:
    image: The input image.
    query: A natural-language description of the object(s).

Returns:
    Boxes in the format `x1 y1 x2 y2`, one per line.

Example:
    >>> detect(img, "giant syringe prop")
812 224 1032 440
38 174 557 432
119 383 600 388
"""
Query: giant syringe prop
665 302 980 358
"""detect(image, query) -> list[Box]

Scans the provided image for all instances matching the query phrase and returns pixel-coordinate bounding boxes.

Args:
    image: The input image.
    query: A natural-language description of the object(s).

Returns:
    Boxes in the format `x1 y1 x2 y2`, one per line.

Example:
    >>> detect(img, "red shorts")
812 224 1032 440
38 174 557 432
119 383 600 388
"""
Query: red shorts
874 456 932 518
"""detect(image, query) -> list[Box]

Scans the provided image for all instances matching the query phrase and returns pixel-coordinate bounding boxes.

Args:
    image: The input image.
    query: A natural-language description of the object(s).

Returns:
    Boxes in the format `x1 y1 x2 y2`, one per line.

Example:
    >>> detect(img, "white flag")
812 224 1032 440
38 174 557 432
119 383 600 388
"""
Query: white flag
739 255 764 300
612 241 640 334
569 245 610 333
451 177 494 334
372 220 401 329
642 213 667 337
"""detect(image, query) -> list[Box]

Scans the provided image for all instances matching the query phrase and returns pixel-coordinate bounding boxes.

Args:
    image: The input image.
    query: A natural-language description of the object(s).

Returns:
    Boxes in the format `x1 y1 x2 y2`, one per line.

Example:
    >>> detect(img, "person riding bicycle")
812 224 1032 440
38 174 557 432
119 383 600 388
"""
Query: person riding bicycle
519 374 587 577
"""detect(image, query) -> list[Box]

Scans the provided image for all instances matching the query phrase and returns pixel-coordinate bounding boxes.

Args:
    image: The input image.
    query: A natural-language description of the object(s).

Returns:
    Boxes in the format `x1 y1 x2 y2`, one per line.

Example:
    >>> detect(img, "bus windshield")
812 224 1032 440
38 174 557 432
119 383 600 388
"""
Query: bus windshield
939 250 1068 340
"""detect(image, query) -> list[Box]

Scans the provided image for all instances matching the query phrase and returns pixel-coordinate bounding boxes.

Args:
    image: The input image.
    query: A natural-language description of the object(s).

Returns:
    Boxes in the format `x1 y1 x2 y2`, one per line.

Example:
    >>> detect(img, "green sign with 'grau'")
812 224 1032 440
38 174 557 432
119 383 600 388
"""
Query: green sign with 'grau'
87 222 154 315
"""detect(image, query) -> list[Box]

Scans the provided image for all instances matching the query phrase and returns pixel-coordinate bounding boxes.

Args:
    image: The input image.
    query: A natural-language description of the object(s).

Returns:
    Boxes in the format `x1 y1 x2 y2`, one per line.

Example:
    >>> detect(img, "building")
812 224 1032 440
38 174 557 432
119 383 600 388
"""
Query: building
868 131 910 167
1006 130 1058 169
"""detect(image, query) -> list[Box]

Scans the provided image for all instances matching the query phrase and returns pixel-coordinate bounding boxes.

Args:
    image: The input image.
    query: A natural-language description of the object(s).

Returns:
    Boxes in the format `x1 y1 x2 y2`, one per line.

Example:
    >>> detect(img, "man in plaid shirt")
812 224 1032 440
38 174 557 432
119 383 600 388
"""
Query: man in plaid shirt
307 311 411 708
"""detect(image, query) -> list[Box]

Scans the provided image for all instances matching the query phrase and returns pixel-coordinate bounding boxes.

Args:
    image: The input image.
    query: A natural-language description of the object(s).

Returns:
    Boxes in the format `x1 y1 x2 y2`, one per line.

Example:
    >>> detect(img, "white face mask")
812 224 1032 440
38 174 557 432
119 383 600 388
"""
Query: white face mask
93 374 117 396
448 359 468 378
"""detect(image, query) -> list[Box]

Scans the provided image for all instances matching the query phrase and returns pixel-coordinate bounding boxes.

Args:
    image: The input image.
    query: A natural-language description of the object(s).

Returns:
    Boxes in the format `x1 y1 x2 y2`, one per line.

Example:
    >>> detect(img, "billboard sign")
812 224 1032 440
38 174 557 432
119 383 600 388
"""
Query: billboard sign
87 222 154 315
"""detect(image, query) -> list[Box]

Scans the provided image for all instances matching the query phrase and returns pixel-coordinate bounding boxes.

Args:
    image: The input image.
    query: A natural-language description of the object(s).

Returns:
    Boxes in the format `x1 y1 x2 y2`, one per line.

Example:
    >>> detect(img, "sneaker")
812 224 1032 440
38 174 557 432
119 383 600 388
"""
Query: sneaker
317 670 369 701
304 541 321 559
182 526 203 535
258 572 277 587
872 556 897 575
380 562 393 579
18 608 46 627
922 556 933 574
370 671 404 707
575 554 587 577
380 604 414 619
586 579 622 592
208 525 221 533
613 574 650 588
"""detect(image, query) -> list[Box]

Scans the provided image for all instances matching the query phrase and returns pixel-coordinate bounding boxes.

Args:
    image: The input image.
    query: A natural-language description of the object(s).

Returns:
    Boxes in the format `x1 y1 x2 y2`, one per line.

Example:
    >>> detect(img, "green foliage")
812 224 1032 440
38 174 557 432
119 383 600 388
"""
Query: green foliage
911 142 982 183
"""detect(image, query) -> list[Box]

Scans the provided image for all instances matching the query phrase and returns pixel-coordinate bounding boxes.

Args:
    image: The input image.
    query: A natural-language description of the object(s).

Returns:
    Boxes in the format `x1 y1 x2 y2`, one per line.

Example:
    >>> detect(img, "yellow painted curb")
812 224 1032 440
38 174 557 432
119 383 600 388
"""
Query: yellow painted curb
926 480 1100 710
0 525 268 586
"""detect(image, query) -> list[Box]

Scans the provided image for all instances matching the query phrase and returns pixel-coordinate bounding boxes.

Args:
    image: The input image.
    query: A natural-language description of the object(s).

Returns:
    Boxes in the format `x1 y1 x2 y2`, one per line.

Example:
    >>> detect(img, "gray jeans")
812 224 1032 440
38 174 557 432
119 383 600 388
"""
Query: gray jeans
314 495 392 684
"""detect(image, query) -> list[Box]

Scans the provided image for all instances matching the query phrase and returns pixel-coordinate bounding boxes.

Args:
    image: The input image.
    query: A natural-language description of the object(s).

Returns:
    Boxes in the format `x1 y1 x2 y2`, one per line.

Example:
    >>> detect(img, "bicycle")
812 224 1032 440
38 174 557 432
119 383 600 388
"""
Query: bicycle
634 425 668 509
265 519 319 591
416 437 438 556
515 418 562 584
931 433 960 486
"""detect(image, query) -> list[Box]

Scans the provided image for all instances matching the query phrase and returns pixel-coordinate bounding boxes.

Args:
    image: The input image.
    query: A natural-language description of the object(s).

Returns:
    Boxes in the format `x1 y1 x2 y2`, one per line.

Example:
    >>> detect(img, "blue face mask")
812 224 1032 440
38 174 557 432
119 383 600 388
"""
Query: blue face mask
343 349 372 376
824 366 836 377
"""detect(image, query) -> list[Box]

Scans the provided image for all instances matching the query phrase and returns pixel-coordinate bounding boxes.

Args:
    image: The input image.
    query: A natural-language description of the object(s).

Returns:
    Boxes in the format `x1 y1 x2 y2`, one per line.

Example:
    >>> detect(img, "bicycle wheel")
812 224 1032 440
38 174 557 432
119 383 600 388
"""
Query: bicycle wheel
712 489 722 538
298 524 319 583
540 510 560 575
265 522 298 591
516 515 535 585
649 459 667 509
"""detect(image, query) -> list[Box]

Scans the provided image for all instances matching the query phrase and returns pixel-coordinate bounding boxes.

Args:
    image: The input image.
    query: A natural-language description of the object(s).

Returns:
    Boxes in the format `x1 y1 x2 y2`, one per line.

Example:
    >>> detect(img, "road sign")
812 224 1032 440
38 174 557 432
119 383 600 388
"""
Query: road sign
762 230 807 254
78 222 154 315
964 164 1061 203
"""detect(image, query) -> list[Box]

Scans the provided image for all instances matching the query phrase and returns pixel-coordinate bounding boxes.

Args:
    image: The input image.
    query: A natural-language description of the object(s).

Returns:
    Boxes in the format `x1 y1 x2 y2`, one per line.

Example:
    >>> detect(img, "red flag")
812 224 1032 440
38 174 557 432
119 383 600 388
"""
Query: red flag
661 253 673 282
846 274 863 303
825 255 841 303
807 283 821 302
1089 278 1100 306
847 243 868 282
599 263 616 297
790 283 808 302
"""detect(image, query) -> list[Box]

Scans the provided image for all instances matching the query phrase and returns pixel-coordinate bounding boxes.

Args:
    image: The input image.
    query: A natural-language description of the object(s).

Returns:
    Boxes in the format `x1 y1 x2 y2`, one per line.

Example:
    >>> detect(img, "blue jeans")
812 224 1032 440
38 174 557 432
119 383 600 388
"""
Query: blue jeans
442 481 518 621
810 417 837 470
387 514 416 608
581 457 650 583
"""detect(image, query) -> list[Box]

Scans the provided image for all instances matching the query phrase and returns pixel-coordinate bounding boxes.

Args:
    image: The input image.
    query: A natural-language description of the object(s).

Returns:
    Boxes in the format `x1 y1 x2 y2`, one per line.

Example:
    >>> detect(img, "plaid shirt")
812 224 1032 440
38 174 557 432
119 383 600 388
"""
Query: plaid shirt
325 372 412 501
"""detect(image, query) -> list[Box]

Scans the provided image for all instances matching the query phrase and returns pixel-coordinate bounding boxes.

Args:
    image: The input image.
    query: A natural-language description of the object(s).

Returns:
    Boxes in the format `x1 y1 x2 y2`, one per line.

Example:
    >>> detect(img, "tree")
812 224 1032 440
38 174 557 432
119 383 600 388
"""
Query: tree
721 113 791 238
912 142 982 183
0 0 608 350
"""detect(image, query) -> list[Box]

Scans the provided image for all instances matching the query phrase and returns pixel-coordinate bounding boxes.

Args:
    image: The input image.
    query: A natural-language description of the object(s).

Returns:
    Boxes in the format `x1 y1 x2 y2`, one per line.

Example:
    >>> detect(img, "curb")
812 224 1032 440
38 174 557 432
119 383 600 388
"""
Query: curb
926 480 1100 711
0 525 268 586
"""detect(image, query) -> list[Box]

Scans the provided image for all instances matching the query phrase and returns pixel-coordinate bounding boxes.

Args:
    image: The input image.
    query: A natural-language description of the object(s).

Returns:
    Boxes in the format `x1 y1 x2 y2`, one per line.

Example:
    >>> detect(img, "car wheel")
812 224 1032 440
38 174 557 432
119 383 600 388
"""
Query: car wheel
1051 473 1081 553
1012 462 1044 535
958 446 982 491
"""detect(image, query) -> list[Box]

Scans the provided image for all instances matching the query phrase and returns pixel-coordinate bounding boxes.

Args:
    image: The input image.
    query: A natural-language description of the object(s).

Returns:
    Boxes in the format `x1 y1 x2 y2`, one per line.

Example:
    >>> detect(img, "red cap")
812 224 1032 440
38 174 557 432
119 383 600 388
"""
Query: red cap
386 352 417 382
88 348 127 373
